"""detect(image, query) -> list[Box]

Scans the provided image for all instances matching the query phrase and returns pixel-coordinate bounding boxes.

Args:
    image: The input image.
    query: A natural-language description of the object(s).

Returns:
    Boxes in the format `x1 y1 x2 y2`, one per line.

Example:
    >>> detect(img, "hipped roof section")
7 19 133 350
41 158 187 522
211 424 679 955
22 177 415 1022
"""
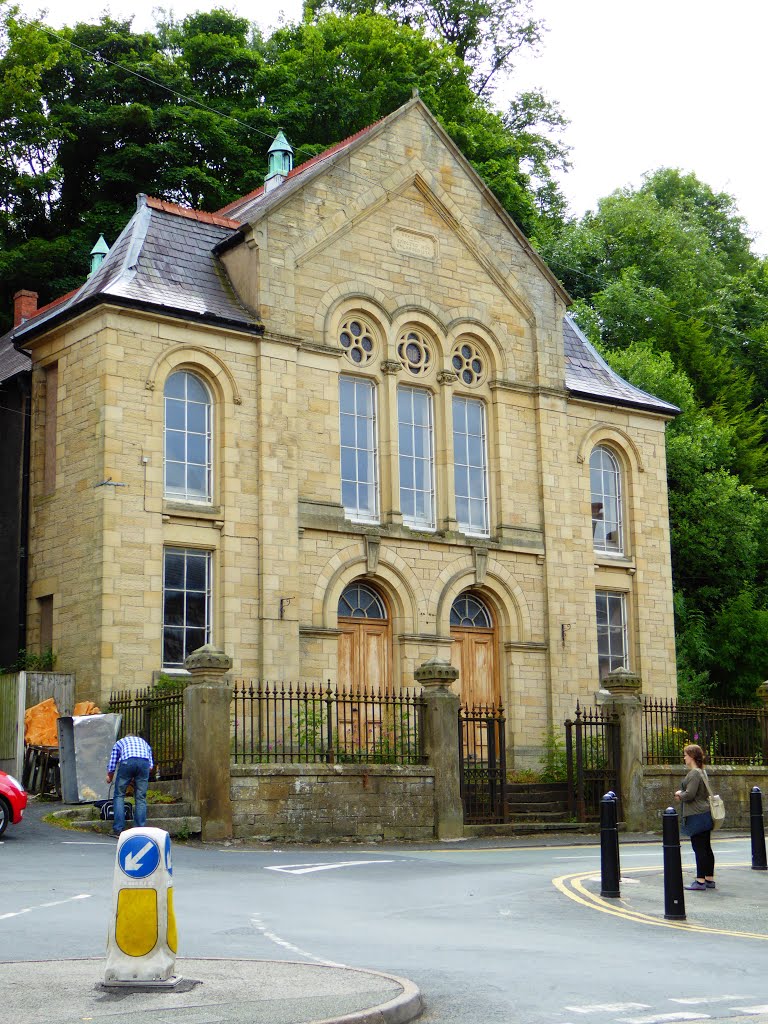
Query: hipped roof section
1 97 678 416
5 194 255 347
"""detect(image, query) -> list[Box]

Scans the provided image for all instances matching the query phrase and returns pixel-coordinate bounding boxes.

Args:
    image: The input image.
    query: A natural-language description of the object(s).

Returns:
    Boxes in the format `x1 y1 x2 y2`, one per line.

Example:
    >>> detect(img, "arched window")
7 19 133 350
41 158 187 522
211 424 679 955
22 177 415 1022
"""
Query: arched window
453 396 489 537
590 445 623 554
338 583 387 619
164 370 213 502
339 376 379 523
450 591 492 628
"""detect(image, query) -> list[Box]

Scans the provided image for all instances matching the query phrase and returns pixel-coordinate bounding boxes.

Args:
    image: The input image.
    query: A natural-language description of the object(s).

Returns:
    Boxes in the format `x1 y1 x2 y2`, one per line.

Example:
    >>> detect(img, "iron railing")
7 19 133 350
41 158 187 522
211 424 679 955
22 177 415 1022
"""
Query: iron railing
565 702 621 821
107 686 184 779
643 697 767 765
231 681 426 765
458 703 506 824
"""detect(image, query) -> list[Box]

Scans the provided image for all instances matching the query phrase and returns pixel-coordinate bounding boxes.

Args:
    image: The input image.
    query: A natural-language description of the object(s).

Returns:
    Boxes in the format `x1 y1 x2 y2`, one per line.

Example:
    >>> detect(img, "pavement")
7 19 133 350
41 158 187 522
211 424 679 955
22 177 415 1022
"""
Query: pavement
0 958 423 1024
557 832 768 941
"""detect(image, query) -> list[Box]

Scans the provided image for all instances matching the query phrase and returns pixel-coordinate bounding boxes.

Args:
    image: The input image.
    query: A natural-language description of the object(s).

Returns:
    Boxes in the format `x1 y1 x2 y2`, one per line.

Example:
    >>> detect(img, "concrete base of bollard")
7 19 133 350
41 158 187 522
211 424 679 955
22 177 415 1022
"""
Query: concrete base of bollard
100 975 197 992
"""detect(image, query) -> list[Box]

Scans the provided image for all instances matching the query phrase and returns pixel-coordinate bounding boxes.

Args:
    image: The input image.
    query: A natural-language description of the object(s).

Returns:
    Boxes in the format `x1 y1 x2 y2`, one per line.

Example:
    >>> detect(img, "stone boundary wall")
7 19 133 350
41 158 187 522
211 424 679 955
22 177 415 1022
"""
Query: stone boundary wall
638 766 768 831
231 763 435 842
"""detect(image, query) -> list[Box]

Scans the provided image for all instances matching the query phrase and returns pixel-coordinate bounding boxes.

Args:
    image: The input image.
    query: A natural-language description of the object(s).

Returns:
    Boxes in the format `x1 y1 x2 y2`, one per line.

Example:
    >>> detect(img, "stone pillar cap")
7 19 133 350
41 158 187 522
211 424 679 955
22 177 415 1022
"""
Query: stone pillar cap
603 666 642 695
414 657 459 688
184 644 233 676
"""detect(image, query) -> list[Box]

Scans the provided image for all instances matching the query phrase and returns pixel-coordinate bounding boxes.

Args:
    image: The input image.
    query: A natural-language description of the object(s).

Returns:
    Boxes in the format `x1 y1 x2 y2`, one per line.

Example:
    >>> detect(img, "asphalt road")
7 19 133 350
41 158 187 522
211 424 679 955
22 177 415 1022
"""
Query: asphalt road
3 800 768 1023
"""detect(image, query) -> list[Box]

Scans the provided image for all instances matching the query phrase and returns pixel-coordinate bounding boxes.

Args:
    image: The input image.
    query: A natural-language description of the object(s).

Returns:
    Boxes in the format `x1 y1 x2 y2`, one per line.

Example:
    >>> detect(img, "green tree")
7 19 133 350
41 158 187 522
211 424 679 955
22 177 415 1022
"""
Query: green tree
0 4 570 328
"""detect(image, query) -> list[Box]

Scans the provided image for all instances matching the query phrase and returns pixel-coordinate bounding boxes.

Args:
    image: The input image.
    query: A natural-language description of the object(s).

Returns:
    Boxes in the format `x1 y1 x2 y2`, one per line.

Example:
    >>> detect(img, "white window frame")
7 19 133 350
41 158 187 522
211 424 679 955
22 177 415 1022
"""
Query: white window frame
397 385 435 530
590 445 623 555
339 376 380 523
452 395 489 537
595 590 628 680
162 547 212 669
164 370 213 503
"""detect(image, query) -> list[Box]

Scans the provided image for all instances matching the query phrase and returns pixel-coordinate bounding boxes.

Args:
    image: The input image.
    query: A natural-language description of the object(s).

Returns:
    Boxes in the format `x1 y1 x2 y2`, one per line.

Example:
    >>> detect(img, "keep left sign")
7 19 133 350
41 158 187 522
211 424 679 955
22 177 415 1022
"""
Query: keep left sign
118 834 161 879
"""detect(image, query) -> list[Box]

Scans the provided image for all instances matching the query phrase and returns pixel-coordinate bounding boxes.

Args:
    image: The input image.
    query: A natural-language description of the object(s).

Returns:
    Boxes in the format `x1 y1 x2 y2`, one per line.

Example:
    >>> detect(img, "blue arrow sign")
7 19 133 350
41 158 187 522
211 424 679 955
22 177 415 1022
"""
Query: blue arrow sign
164 834 172 876
118 835 161 879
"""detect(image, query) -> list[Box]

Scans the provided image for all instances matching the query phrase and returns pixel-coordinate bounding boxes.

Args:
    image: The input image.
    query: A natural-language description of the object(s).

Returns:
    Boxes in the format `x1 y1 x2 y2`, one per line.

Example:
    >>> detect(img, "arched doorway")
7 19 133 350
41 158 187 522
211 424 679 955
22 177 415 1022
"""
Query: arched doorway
337 581 391 691
450 590 499 707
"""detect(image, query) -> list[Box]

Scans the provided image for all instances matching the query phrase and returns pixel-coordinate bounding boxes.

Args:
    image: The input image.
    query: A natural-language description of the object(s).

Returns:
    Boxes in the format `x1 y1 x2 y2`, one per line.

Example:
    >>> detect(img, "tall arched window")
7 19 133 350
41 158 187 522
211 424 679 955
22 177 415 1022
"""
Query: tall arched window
590 445 623 554
164 371 213 502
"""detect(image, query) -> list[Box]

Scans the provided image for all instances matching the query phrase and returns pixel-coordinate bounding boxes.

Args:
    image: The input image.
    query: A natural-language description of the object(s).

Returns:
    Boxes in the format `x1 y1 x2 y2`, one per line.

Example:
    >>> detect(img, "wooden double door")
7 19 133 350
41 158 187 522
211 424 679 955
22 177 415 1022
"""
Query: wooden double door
337 582 499 710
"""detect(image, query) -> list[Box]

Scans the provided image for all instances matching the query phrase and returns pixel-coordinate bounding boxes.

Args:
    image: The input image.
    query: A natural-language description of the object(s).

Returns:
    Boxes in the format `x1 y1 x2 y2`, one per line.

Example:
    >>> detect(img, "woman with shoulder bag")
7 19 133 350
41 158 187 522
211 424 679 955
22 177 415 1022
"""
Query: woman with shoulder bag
674 743 715 891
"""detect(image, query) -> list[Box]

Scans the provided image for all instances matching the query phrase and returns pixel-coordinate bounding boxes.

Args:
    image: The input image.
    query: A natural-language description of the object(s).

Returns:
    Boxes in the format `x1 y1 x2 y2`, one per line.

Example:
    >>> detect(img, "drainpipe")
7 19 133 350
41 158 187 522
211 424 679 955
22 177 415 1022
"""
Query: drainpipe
17 372 31 653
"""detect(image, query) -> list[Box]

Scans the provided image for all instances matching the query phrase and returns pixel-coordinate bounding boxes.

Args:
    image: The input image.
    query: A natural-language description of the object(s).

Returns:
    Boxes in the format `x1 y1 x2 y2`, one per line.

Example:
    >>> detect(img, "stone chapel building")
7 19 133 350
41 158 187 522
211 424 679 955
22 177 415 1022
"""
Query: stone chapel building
1 96 678 765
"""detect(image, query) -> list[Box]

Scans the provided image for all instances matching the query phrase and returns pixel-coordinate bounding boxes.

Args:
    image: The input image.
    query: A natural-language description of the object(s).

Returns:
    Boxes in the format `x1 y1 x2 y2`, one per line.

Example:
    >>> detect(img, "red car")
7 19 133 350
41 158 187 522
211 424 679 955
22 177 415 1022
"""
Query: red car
0 770 27 836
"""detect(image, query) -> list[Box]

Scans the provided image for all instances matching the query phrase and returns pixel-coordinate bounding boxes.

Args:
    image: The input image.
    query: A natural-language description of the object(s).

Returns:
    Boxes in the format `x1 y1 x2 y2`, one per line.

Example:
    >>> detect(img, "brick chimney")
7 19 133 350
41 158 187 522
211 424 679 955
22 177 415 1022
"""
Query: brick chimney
13 289 38 327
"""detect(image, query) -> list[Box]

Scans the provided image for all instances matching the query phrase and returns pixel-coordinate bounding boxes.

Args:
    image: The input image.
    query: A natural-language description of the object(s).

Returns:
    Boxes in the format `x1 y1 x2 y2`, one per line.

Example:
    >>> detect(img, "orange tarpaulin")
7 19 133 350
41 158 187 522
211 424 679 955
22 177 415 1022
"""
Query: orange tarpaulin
24 698 60 747
24 698 102 747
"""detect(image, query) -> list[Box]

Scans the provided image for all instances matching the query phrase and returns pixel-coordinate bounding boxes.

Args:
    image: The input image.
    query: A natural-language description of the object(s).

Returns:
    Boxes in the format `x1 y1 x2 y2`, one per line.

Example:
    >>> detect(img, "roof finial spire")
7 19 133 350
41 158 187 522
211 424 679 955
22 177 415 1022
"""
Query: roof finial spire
265 129 294 193
89 233 109 278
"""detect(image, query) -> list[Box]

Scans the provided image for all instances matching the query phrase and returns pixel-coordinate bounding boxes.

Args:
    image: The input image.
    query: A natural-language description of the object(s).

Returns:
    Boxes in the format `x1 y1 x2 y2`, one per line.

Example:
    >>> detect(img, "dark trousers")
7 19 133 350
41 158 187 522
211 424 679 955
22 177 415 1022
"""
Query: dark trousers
690 829 715 878
114 757 151 833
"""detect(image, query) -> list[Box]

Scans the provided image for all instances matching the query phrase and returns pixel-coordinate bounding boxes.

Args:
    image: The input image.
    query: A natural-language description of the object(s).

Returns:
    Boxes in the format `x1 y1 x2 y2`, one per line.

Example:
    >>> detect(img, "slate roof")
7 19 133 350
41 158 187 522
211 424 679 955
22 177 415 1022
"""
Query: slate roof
3 195 256 350
0 332 30 384
563 316 679 416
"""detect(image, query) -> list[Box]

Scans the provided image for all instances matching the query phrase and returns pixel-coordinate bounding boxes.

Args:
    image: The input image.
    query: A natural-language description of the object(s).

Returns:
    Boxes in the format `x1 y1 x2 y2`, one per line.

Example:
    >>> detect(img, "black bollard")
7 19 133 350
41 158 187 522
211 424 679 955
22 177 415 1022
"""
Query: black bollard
662 807 686 920
751 787 768 871
600 791 620 898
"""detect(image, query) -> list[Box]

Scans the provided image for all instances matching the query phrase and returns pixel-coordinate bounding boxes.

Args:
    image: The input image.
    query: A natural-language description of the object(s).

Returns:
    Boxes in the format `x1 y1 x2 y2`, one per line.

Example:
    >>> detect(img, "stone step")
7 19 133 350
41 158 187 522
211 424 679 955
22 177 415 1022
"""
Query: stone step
50 801 201 838
507 803 569 814
74 816 201 838
506 810 571 821
506 782 569 796
506 790 569 805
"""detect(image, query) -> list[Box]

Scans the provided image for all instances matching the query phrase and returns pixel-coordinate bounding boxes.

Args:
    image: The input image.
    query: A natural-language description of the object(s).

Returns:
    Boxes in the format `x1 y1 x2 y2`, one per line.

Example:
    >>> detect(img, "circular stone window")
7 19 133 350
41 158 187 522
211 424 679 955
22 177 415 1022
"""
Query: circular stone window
451 340 485 387
339 318 376 365
397 329 432 376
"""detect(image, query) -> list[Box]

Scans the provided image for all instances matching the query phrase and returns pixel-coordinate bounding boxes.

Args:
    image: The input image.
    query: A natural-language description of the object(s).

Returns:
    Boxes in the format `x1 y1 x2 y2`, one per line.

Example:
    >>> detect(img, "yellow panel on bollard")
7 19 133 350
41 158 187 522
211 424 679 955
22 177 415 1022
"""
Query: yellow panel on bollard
105 827 181 988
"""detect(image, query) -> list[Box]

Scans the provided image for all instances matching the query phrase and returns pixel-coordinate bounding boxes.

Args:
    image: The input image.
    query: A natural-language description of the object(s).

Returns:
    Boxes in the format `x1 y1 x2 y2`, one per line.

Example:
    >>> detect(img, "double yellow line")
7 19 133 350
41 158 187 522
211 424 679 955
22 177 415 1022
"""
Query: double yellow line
554 863 768 939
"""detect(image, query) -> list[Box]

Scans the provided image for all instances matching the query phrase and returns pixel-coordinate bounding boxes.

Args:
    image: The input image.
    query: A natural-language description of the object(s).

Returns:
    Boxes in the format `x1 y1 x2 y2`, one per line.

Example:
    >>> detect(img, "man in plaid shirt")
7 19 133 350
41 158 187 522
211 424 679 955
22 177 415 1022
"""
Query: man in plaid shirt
106 735 154 836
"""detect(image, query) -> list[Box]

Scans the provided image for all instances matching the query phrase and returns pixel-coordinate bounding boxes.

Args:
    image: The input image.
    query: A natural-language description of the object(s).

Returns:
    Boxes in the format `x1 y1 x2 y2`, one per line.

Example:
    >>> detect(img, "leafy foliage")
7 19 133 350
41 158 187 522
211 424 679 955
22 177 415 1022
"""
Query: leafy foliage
0 3 568 330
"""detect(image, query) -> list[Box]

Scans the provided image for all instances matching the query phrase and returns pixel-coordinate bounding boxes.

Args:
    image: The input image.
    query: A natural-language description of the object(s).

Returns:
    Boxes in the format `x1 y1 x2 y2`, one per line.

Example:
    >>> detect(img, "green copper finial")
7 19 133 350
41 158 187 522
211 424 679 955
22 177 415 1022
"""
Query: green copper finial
265 130 293 192
89 234 110 278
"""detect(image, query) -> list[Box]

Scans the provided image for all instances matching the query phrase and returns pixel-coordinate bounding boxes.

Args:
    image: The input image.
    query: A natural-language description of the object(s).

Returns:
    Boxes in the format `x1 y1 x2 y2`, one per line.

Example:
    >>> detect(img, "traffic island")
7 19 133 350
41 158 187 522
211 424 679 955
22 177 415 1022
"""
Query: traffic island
0 957 424 1024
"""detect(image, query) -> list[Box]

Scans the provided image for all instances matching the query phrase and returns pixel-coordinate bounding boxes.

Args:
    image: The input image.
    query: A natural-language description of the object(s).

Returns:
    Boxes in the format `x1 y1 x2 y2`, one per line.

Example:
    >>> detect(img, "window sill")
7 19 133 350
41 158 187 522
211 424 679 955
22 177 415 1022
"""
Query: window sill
163 501 222 520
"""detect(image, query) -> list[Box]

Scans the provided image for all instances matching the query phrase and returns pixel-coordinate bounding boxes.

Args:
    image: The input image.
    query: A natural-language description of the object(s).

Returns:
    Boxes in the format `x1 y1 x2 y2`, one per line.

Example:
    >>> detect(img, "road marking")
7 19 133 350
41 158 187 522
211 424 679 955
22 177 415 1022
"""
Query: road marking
553 863 768 939
621 1014 710 1023
566 1003 650 1013
249 915 348 968
61 841 116 845
265 860 395 875
0 894 92 920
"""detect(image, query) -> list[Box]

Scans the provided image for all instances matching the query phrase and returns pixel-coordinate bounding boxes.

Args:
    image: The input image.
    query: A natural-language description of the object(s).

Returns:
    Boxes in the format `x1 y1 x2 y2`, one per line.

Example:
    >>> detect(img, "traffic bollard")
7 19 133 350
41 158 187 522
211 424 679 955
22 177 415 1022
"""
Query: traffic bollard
600 791 620 898
662 807 686 920
751 787 768 871
104 827 180 988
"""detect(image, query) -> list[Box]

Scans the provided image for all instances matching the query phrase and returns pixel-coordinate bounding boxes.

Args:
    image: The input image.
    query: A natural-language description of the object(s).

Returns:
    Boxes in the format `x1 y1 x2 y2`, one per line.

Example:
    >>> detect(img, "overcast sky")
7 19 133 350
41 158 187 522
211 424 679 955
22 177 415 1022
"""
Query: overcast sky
14 0 768 253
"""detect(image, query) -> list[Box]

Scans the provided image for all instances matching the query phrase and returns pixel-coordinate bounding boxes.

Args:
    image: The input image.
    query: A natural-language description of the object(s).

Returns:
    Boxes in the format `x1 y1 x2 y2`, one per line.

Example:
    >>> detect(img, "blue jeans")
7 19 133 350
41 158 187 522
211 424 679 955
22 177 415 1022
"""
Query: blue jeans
113 757 151 833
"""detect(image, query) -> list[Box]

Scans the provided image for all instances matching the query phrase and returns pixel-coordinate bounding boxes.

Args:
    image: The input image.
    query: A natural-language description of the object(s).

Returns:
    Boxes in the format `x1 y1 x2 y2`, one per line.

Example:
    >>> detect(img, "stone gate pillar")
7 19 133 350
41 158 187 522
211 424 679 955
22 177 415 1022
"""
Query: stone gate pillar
414 657 463 840
598 667 644 832
182 645 233 841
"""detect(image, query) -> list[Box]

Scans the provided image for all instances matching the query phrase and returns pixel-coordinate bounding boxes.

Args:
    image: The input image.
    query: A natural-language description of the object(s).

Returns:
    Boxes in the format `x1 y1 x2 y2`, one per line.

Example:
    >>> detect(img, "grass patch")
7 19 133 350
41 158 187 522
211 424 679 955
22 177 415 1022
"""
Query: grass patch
147 789 175 804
